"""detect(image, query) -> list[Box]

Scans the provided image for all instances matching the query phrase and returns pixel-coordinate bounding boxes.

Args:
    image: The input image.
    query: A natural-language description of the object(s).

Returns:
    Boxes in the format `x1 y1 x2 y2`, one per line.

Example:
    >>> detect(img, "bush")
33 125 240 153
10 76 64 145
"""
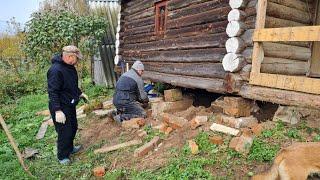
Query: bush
0 70 46 104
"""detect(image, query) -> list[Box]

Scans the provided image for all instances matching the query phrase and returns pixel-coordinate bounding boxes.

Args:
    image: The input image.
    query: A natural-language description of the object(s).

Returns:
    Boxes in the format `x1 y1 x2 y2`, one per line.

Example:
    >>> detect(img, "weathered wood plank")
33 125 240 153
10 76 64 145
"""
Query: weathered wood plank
168 0 211 11
142 71 226 94
261 57 307 75
121 48 226 63
124 16 154 30
249 73 320 95
239 84 320 109
253 26 320 42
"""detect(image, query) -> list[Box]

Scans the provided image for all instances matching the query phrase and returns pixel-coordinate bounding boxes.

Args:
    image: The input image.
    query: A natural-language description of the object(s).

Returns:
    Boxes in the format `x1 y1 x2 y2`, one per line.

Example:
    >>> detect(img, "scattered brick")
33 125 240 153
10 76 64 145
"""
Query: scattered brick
209 136 224 145
188 140 199 155
134 136 161 157
210 123 240 136
190 116 208 129
223 97 252 117
122 118 145 129
161 113 188 129
93 166 105 177
165 127 173 135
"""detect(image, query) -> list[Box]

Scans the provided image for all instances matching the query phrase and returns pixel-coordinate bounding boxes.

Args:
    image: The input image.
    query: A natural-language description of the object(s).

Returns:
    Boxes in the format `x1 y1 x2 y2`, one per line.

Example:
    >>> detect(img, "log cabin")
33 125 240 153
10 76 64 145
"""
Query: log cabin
115 0 320 109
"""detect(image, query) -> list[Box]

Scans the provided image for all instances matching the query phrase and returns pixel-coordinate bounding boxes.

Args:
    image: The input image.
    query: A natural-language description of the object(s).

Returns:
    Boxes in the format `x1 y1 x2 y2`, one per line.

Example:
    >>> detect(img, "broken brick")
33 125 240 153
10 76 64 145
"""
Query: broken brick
165 127 173 135
134 136 161 157
161 113 188 129
273 106 301 125
152 98 193 119
229 134 254 154
93 166 105 177
188 140 199 155
210 123 240 136
164 89 183 102
190 116 208 129
223 97 252 117
122 118 145 129
209 136 224 145
250 123 263 136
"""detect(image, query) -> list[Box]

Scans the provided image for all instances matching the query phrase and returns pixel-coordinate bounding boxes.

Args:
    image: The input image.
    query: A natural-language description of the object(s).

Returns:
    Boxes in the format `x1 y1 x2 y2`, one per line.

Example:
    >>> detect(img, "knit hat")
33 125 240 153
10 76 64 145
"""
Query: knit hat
132 60 144 71
62 45 83 59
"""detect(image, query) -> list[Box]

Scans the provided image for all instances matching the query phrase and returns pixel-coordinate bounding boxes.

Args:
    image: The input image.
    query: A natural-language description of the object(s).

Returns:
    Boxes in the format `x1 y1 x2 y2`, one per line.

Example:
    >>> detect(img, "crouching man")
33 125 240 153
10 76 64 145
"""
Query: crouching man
112 60 149 123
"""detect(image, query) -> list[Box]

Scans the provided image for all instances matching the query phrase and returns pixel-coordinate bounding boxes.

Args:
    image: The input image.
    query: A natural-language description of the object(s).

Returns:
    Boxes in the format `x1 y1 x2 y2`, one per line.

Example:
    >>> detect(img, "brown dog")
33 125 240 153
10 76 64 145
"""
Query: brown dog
252 142 320 180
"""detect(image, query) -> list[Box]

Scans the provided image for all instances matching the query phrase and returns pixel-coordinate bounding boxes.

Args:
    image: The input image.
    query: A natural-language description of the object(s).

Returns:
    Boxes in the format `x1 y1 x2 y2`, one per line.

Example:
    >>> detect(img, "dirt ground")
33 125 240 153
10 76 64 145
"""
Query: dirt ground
78 99 320 178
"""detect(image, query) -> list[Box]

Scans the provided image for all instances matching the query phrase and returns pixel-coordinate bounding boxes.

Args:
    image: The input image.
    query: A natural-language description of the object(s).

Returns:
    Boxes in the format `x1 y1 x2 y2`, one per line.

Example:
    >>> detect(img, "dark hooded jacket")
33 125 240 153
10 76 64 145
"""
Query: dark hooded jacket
47 54 82 111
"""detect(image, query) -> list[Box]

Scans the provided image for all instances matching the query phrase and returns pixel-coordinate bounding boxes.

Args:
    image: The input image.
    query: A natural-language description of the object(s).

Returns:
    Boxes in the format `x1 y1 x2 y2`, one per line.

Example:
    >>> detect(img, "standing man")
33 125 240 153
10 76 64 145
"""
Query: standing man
47 45 88 165
113 60 149 123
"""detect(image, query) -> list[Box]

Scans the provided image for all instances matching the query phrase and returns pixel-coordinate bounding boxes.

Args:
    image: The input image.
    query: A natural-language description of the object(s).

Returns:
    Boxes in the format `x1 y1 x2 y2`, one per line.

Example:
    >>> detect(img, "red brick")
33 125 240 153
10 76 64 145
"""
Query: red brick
165 127 173 135
190 116 208 129
250 123 263 136
164 89 183 102
93 166 105 177
229 134 254 154
209 136 224 145
229 137 239 149
223 97 252 117
161 113 188 129
188 140 199 155
134 136 161 157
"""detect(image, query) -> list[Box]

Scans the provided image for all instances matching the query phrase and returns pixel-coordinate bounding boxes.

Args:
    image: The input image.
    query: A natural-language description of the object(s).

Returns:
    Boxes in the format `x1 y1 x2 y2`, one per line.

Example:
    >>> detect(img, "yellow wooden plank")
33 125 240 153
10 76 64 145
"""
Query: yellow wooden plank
253 26 320 42
249 73 320 95
250 0 267 75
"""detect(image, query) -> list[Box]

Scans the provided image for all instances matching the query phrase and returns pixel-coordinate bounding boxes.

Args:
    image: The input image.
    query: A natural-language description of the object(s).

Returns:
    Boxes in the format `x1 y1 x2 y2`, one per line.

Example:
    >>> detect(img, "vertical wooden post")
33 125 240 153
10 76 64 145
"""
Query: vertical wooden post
250 0 267 78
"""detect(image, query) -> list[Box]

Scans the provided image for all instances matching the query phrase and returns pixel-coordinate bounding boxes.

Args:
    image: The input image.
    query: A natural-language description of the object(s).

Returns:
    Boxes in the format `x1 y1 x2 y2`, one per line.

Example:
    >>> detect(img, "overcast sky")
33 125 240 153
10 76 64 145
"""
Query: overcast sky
0 0 43 32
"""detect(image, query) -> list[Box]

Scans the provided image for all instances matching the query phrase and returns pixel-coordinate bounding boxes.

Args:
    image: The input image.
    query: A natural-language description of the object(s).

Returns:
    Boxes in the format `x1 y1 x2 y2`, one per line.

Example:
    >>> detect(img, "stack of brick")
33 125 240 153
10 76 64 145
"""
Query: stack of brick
210 96 263 154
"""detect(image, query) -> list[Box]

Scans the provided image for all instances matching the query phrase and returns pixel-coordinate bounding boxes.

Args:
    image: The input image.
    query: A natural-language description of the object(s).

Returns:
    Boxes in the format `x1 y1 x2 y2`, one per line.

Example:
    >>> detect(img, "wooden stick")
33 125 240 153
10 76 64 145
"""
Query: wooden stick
0 115 34 177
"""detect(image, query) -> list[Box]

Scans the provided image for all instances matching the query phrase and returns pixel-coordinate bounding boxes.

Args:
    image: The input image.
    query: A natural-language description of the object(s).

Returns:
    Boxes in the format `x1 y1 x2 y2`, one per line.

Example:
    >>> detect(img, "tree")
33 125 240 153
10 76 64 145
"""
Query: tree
23 10 107 67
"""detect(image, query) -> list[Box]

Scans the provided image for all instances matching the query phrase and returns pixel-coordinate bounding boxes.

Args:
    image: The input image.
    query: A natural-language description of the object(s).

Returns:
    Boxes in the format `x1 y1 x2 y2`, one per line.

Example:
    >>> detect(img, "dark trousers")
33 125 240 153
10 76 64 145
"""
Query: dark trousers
115 101 146 121
49 103 77 160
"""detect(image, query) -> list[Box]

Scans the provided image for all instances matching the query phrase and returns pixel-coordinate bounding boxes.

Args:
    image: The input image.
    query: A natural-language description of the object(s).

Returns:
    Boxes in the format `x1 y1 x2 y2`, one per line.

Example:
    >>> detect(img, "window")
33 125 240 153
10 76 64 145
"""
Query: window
155 1 168 35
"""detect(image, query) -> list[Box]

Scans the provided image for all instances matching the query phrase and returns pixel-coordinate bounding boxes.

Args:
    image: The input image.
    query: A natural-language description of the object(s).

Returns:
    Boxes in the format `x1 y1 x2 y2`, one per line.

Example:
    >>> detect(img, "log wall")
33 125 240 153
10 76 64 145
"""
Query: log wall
119 0 231 93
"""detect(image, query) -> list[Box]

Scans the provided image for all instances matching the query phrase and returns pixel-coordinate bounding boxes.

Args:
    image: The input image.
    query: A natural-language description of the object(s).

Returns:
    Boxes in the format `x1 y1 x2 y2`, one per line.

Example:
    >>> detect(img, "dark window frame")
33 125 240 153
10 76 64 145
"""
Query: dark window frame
155 0 168 36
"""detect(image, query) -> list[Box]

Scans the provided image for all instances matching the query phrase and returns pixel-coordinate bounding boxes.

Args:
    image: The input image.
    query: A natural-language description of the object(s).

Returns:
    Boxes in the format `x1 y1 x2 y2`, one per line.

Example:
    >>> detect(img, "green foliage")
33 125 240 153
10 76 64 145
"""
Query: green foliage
287 128 301 139
143 125 165 142
195 132 218 154
0 70 46 104
248 138 280 162
24 10 107 65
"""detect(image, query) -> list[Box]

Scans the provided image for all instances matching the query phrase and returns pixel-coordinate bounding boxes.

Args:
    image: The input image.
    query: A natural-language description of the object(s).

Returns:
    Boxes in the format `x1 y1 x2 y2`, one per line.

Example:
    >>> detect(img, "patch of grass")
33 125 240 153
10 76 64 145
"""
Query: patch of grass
143 125 165 142
195 132 218 154
287 128 301 139
248 138 280 162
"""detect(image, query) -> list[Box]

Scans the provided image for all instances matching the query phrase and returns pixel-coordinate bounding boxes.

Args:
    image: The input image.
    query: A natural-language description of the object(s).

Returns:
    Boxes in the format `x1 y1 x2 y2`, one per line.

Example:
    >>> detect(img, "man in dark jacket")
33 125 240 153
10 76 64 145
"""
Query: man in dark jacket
47 45 88 165
113 60 149 123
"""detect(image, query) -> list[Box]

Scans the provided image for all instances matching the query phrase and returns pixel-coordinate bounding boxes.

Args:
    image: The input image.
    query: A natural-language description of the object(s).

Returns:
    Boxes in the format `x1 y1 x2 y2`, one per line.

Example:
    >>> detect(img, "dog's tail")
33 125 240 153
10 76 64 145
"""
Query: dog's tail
251 149 286 180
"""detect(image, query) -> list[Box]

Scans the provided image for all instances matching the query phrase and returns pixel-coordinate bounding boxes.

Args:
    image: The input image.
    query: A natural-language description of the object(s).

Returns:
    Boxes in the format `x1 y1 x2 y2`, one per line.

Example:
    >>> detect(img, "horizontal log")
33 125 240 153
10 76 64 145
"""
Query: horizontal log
121 48 226 63
139 62 227 79
167 6 230 29
166 20 228 38
169 0 229 20
266 2 311 24
261 57 307 75
123 0 154 15
168 0 212 11
239 84 320 109
121 20 228 44
263 42 311 61
244 15 308 29
224 73 244 93
268 0 310 12
142 71 226 94
120 24 154 36
124 16 154 30
124 7 154 21
240 64 252 81
120 33 228 52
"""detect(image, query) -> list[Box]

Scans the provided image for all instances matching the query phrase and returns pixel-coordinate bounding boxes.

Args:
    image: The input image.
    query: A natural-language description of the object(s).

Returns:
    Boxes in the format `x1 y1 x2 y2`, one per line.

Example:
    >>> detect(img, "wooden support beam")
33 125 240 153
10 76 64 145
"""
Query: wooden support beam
249 73 320 95
253 26 320 42
250 0 267 75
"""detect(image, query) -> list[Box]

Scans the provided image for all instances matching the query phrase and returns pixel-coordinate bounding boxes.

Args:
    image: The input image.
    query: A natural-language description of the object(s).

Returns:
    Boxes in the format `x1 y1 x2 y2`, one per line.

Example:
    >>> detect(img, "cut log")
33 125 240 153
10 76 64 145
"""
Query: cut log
229 0 249 9
261 57 307 75
239 84 320 109
226 37 246 53
228 9 247 21
243 48 253 62
143 71 226 94
222 53 247 72
240 29 254 46
226 21 247 37
265 16 307 28
263 42 311 61
240 64 252 81
94 139 143 154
